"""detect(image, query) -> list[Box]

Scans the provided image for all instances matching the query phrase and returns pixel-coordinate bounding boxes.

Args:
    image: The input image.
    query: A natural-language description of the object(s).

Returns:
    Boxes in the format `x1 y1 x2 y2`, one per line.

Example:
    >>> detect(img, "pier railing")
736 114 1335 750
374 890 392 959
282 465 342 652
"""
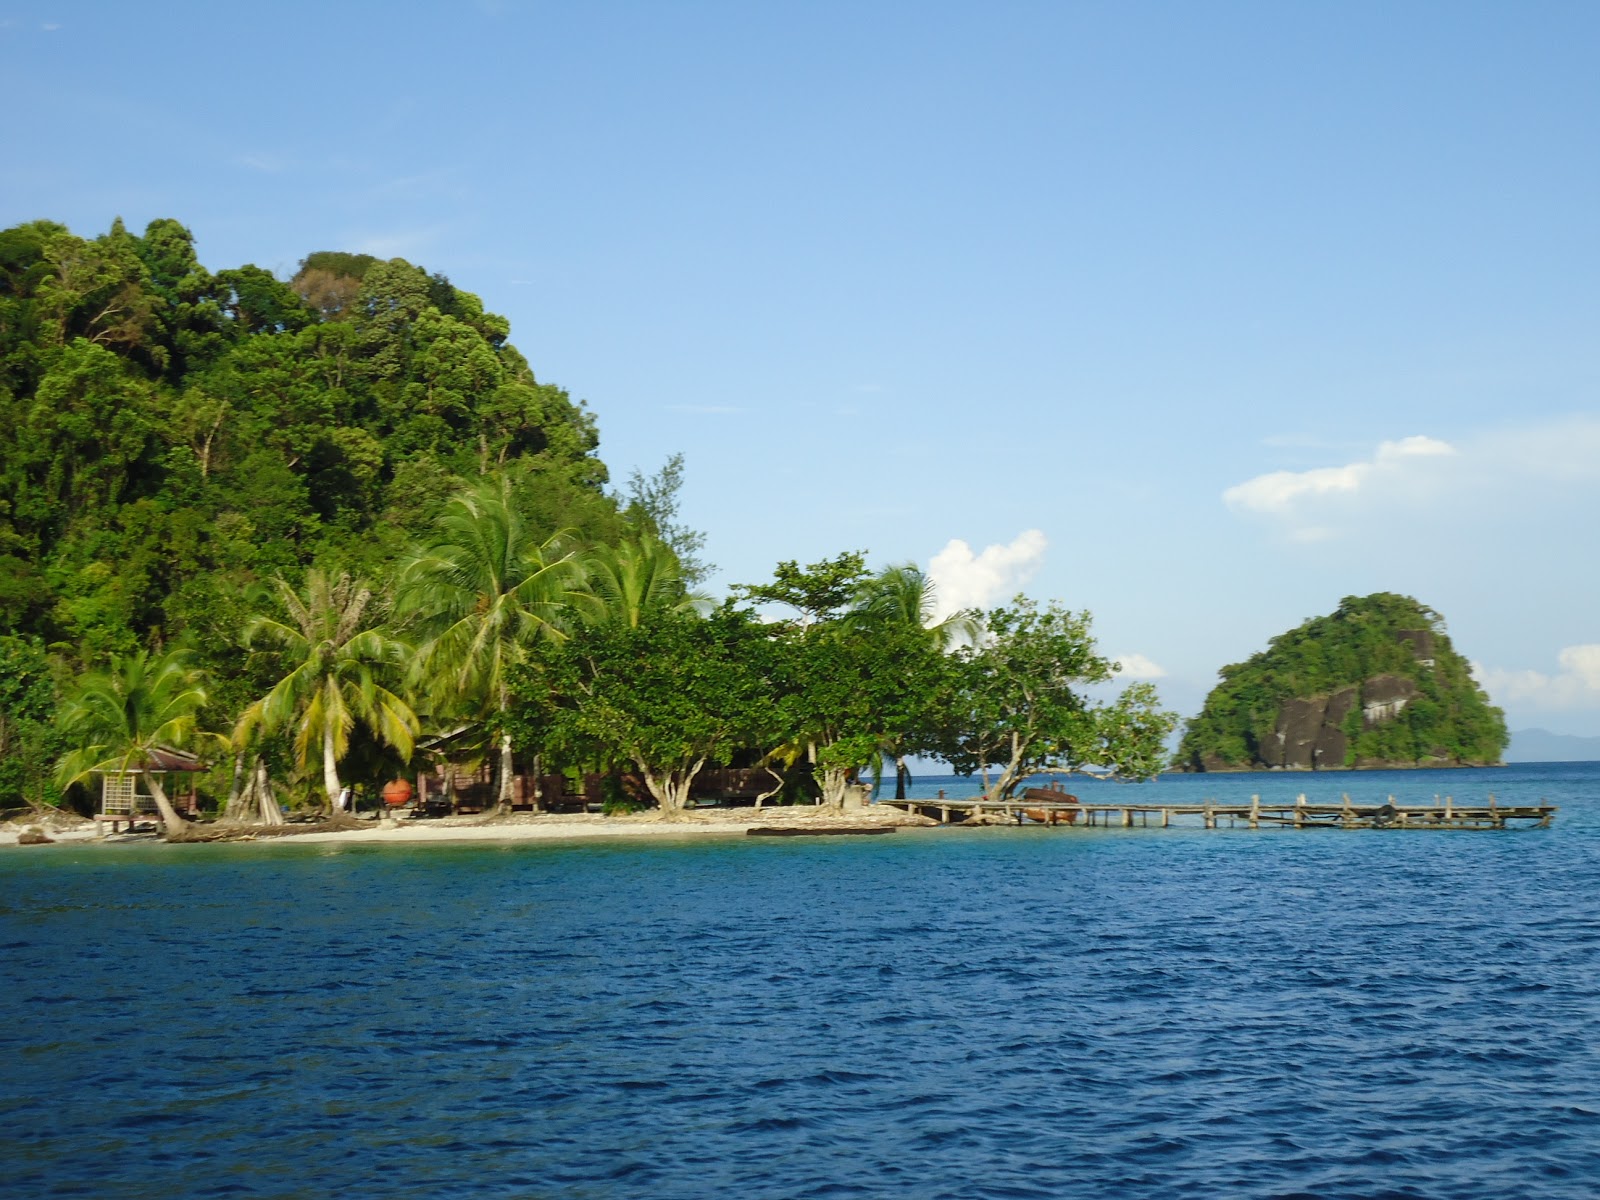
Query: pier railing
878 792 1556 830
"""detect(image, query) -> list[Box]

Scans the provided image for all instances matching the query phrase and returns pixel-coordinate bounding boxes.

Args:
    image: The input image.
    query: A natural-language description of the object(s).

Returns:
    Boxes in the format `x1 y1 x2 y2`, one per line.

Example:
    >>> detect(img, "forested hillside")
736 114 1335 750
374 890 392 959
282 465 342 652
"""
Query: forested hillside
1 218 623 651
0 218 649 805
1175 593 1507 771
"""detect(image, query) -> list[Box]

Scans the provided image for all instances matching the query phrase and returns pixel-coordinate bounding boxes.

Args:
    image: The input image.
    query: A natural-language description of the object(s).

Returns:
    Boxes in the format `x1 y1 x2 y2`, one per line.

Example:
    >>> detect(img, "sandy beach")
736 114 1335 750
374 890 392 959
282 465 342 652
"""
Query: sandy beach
0 803 937 849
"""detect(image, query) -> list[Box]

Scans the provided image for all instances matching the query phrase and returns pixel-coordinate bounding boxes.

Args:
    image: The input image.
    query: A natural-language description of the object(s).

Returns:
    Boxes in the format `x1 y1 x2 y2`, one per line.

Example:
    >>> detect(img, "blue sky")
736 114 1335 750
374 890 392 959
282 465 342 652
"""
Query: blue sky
5 1 1599 735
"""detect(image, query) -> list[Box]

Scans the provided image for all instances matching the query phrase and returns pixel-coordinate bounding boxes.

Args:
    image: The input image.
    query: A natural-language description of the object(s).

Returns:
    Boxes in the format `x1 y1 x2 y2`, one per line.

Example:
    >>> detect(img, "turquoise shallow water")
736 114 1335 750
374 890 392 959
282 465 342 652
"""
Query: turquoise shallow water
2 763 1597 1199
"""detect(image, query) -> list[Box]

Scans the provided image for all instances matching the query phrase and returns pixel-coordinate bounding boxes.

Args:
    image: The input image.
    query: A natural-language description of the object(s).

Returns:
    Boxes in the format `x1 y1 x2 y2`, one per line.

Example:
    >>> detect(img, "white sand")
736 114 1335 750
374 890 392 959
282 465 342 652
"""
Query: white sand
0 804 935 849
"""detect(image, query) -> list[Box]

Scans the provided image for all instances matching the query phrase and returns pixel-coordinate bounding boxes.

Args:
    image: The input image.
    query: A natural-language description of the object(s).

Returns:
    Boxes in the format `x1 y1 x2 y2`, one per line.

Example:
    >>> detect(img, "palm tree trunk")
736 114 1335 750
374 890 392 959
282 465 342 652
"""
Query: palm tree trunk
322 723 342 813
254 758 285 825
145 773 189 837
222 752 249 823
494 731 515 815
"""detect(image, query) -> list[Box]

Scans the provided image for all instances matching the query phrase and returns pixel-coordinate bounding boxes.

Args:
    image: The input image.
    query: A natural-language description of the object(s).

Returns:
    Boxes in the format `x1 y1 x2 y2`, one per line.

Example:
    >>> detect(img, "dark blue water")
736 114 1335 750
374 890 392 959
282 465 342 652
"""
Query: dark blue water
3 763 1597 1199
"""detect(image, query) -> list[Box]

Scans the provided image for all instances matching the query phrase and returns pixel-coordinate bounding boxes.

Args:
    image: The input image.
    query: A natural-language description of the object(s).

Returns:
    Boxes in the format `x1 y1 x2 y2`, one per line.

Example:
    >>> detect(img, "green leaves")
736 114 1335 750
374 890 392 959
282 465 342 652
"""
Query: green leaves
527 606 780 809
235 569 417 803
934 597 1173 796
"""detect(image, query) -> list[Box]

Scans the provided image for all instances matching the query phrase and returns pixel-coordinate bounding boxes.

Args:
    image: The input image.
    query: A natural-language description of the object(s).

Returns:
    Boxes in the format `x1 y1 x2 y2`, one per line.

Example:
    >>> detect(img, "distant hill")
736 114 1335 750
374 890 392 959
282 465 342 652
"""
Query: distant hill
1507 729 1600 763
1175 593 1507 772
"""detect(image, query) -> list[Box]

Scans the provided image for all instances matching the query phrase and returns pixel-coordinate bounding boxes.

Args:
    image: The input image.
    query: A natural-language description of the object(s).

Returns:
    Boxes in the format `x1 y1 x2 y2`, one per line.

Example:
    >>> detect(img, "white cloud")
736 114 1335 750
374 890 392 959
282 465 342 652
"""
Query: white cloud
1113 653 1167 680
1224 435 1456 516
1224 417 1600 544
1475 645 1600 710
926 529 1047 621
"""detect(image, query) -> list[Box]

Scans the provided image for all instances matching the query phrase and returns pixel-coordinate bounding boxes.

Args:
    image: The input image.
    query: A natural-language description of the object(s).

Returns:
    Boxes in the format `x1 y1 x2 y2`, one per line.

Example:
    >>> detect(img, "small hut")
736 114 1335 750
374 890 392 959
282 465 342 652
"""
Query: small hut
95 747 204 830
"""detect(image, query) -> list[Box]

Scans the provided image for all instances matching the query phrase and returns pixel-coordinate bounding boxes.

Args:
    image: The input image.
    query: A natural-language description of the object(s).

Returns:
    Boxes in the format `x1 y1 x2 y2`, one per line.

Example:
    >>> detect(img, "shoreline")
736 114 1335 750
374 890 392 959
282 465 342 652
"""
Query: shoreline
0 804 938 850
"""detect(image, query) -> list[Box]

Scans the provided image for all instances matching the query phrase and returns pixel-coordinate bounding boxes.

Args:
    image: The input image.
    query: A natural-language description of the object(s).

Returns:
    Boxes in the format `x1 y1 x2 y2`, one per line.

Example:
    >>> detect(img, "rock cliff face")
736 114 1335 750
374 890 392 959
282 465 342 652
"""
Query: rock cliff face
1176 595 1507 772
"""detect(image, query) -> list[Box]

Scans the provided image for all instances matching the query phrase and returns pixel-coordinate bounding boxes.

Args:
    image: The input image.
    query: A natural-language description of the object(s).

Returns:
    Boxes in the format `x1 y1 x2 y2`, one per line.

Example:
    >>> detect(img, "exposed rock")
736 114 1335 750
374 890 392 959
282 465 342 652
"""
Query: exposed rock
18 829 54 845
1361 674 1417 727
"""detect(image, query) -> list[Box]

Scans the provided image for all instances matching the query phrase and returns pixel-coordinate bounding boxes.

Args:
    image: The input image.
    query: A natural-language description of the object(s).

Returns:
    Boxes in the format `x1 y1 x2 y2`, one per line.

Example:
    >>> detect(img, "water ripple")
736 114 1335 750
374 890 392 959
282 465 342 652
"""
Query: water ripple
3 765 1600 1197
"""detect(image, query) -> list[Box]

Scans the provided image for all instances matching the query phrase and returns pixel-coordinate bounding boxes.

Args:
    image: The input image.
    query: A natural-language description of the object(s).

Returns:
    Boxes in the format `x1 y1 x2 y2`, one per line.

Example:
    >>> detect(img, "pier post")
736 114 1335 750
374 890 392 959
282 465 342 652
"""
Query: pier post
1445 795 1453 820
1203 802 1215 830
1249 794 1260 829
1294 792 1306 829
1161 807 1170 828
1341 792 1356 829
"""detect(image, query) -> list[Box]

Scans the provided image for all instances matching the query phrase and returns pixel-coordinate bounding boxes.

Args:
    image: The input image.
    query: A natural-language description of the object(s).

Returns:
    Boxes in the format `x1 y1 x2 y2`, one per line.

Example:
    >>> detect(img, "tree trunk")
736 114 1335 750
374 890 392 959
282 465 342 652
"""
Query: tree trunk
491 731 515 816
818 766 850 811
253 758 285 825
321 723 342 813
754 767 785 811
222 752 249 823
995 732 1027 800
146 773 189 838
640 759 704 818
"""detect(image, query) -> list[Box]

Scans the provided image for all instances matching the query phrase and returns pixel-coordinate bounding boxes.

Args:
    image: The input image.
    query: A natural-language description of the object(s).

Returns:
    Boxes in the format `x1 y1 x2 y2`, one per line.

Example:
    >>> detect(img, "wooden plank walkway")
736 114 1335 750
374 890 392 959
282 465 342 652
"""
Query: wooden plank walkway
879 792 1556 831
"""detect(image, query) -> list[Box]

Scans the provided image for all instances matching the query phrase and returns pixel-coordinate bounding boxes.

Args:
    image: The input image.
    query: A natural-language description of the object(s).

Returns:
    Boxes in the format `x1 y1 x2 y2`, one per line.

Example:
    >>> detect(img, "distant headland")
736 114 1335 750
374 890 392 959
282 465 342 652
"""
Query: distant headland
1174 593 1507 772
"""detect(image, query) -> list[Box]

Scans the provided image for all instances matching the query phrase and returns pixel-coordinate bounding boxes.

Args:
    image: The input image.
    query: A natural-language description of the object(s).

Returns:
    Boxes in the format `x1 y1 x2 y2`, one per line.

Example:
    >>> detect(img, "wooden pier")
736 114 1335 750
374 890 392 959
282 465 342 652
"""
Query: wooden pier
880 792 1557 831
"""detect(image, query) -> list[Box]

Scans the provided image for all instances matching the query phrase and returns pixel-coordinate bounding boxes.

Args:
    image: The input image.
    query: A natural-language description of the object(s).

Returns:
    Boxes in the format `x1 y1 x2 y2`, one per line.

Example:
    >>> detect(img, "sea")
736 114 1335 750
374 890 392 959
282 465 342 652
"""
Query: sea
2 762 1597 1199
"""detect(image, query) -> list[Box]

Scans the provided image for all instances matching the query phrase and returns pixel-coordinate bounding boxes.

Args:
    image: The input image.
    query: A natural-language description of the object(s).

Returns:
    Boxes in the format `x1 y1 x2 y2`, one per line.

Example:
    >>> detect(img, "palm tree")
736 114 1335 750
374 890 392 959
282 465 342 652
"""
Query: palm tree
848 564 977 799
234 570 418 811
57 649 225 836
582 534 704 628
849 563 977 650
397 477 587 811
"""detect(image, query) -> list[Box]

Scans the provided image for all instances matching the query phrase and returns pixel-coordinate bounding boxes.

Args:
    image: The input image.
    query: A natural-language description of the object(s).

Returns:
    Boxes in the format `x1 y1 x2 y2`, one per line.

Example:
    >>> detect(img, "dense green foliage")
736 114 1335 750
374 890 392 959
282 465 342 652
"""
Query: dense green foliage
0 216 614 666
1175 593 1507 770
5 217 1175 818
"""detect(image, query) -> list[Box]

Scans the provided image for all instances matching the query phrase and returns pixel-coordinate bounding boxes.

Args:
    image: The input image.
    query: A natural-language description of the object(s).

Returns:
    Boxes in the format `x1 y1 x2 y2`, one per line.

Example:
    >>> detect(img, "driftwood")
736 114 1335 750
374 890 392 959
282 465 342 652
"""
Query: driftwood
168 814 367 843
746 825 896 837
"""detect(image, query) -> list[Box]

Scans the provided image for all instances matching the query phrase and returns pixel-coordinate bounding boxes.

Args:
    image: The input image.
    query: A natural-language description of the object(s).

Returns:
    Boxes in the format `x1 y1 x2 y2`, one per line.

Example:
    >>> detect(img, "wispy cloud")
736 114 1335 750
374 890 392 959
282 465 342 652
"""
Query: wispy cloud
1475 645 1600 710
234 152 290 174
1113 652 1167 680
1224 416 1600 543
927 529 1047 622
1224 435 1456 516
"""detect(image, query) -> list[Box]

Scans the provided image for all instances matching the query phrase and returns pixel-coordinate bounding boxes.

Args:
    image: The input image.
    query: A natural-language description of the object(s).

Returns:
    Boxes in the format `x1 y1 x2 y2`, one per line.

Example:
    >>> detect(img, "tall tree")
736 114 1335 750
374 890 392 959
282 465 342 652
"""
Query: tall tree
622 452 713 584
847 564 977 797
397 476 587 811
935 597 1177 799
234 570 418 810
582 534 702 628
55 648 224 835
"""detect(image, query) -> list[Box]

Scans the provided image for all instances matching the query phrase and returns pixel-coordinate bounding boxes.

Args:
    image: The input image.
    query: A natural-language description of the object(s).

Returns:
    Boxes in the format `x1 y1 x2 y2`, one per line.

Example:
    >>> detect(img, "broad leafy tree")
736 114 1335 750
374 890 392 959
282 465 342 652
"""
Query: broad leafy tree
528 606 779 815
936 597 1177 799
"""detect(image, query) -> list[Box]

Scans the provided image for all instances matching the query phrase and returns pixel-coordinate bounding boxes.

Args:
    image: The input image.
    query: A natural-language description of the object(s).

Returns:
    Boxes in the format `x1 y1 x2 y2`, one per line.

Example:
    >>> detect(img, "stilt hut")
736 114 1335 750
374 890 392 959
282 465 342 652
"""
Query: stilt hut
94 748 204 831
